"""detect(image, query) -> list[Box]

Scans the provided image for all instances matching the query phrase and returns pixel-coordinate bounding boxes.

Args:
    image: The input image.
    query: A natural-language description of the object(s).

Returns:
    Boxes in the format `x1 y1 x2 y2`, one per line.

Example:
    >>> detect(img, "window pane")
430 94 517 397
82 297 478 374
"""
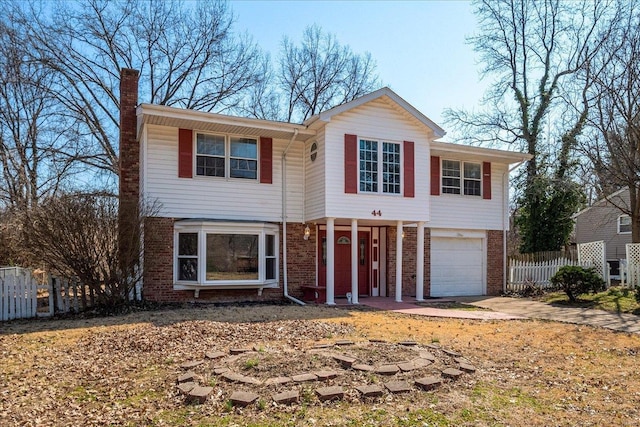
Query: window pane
382 142 400 194
464 163 481 179
266 258 276 280
178 233 198 256
266 234 275 257
178 258 198 281
196 134 225 155
206 234 258 280
464 180 481 196
442 160 460 177
230 158 257 179
359 139 378 192
230 138 257 158
196 156 225 177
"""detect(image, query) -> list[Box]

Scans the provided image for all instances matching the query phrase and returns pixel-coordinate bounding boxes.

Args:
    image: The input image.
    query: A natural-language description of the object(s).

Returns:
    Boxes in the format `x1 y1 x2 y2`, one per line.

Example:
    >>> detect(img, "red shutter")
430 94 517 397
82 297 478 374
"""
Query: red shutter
403 141 415 198
260 137 273 184
178 128 193 178
483 161 492 199
430 156 440 195
344 134 358 194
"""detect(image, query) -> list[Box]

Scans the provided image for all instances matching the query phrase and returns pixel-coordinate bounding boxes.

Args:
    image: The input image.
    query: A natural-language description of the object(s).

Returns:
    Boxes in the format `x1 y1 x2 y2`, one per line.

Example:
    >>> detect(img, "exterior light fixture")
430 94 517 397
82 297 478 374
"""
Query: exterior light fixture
304 224 311 240
401 230 406 239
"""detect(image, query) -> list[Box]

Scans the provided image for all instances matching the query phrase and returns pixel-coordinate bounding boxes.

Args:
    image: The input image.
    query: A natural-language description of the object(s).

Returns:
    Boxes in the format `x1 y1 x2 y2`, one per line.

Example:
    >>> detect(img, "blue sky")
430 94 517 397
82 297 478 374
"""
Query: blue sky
230 0 487 138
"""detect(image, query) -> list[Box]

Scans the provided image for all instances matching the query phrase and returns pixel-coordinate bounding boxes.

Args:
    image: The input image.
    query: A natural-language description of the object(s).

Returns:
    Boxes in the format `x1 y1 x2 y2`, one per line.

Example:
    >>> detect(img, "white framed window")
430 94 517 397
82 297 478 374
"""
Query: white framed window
618 215 632 234
174 221 279 289
196 133 258 179
442 160 482 196
359 138 401 194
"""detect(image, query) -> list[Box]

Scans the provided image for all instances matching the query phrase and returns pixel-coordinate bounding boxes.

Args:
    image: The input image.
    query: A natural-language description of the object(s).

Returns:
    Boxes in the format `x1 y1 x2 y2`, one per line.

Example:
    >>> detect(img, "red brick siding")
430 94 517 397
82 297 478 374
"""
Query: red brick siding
283 223 317 300
142 219 316 303
386 227 430 299
118 69 140 269
486 230 504 295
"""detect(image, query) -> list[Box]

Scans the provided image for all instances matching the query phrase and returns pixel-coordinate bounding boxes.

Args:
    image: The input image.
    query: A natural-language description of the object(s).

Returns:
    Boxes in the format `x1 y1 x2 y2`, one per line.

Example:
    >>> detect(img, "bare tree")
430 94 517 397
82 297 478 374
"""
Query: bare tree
445 0 612 252
581 2 640 241
0 11 81 212
277 25 380 122
17 0 265 176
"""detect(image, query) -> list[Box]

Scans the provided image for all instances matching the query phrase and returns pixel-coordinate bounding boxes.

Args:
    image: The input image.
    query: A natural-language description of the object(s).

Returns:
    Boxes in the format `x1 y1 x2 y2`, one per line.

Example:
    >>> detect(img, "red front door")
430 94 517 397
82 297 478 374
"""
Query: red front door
318 230 370 296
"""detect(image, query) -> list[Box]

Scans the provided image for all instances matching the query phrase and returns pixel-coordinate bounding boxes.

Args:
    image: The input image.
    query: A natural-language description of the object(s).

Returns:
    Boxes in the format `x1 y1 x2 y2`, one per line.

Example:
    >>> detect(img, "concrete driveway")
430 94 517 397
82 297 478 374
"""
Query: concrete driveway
456 296 640 334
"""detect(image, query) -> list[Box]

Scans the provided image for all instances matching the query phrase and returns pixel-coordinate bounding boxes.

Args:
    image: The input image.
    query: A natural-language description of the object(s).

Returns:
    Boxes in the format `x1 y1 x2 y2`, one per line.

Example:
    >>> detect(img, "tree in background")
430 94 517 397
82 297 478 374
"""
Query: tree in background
0 12 82 212
243 24 380 122
446 0 612 253
580 2 640 241
15 0 264 177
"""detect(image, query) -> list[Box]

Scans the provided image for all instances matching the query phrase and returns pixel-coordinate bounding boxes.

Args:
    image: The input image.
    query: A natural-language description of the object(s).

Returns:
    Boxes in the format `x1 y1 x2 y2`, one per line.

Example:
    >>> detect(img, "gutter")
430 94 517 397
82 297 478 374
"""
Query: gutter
281 129 305 305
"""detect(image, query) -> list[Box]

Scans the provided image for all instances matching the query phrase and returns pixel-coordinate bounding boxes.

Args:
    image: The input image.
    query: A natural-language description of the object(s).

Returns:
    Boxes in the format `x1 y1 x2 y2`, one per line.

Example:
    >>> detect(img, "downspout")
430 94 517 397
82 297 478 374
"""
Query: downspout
503 160 527 292
282 129 305 305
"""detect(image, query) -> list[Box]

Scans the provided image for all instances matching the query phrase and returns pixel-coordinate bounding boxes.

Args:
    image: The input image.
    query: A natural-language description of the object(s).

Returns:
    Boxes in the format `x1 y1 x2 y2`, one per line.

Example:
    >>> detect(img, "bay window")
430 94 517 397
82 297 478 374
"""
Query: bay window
174 221 278 289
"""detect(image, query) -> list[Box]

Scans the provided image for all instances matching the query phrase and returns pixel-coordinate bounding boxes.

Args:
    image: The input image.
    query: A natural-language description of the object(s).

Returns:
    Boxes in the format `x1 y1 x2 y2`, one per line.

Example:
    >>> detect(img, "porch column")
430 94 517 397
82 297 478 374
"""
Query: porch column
396 220 403 302
326 217 336 305
416 221 425 301
351 218 359 304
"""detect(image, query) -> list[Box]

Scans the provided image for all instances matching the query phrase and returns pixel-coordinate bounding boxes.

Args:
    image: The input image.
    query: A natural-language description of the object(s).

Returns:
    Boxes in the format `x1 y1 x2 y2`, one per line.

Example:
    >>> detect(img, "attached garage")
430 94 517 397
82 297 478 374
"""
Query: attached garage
431 233 485 296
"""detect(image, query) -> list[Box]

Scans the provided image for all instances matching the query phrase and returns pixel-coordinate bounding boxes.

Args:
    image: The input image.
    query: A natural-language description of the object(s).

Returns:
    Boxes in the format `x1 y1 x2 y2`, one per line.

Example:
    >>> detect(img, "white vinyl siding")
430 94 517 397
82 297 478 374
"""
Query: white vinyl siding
143 124 304 222
304 129 326 221
319 98 430 222
430 162 507 230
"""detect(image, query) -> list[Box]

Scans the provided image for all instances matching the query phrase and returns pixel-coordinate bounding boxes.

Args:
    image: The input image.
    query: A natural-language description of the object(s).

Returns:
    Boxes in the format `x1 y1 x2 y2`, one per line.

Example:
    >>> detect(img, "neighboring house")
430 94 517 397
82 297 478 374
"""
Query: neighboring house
574 188 632 274
119 69 530 304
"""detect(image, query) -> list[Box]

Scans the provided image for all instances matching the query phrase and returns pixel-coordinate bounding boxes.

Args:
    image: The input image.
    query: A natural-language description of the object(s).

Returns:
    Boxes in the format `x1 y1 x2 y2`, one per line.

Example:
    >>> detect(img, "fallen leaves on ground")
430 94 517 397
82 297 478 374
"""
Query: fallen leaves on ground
1 304 640 426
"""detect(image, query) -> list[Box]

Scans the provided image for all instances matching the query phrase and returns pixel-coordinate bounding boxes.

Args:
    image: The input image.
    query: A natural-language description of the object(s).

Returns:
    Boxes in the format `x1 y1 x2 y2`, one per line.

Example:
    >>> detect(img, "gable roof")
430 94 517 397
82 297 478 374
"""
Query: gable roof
573 187 630 219
303 87 447 138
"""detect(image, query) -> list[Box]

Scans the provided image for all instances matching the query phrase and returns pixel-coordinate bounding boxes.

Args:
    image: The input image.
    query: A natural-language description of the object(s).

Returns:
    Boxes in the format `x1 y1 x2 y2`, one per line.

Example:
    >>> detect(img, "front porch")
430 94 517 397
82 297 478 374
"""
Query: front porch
312 218 429 305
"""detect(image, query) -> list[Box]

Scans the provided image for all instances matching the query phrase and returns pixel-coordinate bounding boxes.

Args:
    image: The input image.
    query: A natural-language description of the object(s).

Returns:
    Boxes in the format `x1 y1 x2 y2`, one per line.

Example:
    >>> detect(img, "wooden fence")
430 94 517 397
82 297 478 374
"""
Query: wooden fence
1 268 98 321
507 258 580 292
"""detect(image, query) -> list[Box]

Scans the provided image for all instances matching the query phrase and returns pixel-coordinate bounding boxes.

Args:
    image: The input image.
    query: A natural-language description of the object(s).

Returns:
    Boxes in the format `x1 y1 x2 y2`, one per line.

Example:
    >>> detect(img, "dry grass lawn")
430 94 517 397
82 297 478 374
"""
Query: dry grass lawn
1 303 640 426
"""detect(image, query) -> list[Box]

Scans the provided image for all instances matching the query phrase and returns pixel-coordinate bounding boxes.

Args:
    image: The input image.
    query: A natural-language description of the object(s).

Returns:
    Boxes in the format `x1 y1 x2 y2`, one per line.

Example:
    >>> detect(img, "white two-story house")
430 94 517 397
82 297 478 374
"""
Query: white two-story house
119 69 529 304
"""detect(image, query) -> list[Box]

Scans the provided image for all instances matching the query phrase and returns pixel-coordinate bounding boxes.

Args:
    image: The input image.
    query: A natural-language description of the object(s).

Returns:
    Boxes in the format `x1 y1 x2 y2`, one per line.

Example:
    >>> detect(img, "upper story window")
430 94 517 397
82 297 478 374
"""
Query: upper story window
618 215 632 234
442 160 482 196
175 222 278 287
359 138 401 194
196 133 257 179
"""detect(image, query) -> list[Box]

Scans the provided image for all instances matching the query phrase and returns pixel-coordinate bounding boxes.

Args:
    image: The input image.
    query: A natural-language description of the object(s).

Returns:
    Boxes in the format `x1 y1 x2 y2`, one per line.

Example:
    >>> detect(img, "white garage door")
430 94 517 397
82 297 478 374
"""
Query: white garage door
431 237 484 296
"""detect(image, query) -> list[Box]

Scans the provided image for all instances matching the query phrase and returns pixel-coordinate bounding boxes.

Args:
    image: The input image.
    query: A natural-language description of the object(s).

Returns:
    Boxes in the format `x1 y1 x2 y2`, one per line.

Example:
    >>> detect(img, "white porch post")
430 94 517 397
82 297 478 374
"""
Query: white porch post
326 218 336 305
395 220 403 302
351 218 359 304
416 221 425 301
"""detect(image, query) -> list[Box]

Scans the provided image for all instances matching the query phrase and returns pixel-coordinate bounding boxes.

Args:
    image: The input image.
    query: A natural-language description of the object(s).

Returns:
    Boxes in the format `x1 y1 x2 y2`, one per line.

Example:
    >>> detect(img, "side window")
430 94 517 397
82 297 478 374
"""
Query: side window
177 233 198 281
619 215 632 234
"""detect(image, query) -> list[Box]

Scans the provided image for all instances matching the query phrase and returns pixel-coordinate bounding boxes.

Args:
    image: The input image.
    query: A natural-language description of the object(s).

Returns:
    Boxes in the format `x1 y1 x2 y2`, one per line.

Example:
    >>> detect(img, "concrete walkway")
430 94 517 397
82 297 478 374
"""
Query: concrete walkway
457 296 640 334
358 296 640 334
358 297 525 320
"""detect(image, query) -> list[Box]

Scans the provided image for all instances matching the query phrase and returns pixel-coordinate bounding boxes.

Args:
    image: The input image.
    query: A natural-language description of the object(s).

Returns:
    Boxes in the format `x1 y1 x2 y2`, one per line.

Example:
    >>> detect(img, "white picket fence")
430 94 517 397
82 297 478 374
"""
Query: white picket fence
507 258 581 292
1 268 99 321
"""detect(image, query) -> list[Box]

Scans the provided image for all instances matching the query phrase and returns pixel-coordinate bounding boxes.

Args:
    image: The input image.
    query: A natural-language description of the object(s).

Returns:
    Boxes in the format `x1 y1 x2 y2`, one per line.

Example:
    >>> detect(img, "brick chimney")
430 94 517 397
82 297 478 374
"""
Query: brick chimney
118 68 140 275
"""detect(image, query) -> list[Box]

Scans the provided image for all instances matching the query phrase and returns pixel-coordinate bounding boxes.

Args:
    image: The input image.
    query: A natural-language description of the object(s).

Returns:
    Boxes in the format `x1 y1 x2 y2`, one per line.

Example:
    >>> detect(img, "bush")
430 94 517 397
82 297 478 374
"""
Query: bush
550 266 606 302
